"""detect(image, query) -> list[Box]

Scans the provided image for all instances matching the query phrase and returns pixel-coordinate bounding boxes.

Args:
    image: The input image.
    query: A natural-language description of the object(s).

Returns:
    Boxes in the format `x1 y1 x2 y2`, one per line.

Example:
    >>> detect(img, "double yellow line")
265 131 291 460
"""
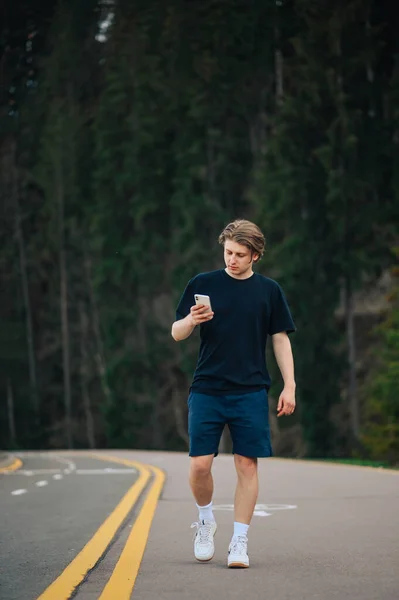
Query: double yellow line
0 456 22 473
38 454 165 600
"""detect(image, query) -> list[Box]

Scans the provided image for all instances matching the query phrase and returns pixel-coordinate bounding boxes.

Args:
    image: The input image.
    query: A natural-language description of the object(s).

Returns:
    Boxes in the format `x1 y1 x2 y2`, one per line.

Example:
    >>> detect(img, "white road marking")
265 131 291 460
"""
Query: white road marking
12 489 27 496
19 469 61 475
53 474 63 480
212 503 298 517
51 454 76 472
6 469 63 476
14 451 76 473
75 468 137 475
35 480 48 487
259 503 298 511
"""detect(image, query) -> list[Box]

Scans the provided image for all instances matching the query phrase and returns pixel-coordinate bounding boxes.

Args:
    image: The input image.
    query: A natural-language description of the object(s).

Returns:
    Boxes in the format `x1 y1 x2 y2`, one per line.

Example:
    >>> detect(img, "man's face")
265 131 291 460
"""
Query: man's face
224 240 258 279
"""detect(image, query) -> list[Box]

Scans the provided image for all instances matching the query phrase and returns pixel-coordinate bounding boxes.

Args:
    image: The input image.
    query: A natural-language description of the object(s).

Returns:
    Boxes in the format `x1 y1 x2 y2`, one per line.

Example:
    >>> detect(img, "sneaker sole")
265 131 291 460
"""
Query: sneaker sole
228 562 249 568
195 553 215 562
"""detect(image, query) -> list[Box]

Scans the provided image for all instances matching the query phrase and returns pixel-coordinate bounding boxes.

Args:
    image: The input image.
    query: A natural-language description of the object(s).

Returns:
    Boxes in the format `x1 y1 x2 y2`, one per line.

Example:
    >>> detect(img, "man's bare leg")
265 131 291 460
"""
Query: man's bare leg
233 454 258 523
189 454 217 562
189 454 214 506
228 454 258 568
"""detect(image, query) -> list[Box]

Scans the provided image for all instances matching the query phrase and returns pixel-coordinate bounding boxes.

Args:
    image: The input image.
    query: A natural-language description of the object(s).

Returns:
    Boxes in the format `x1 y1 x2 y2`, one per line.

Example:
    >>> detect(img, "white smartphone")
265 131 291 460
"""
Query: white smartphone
194 294 212 311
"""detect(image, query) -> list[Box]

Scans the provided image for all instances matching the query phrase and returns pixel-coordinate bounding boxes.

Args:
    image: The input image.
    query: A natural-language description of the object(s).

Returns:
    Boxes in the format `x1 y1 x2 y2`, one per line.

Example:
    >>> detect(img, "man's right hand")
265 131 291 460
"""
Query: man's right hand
171 305 214 341
190 304 214 326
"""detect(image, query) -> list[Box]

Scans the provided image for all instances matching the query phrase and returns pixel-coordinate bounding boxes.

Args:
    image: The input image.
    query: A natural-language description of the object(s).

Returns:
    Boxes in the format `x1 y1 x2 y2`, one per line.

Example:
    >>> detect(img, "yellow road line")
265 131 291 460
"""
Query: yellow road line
37 455 151 600
99 465 166 600
85 452 148 469
0 457 22 473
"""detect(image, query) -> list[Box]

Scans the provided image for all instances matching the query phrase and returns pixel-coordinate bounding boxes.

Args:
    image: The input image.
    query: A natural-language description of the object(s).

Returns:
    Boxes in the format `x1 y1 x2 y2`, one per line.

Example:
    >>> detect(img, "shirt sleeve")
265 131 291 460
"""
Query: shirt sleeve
268 283 296 335
175 278 195 321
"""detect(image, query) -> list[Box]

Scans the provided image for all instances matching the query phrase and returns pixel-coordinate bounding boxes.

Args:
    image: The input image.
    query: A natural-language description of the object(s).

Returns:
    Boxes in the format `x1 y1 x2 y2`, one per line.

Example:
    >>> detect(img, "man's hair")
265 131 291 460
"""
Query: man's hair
218 219 265 262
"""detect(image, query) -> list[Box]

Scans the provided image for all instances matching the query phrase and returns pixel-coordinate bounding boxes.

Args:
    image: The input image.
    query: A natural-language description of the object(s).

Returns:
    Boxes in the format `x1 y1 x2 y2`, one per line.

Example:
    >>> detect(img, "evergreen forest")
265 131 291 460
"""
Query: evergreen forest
1 0 398 464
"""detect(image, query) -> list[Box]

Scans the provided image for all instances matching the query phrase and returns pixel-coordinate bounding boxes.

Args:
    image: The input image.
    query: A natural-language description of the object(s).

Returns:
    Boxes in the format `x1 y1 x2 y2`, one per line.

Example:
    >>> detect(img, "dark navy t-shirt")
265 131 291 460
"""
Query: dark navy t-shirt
175 269 295 395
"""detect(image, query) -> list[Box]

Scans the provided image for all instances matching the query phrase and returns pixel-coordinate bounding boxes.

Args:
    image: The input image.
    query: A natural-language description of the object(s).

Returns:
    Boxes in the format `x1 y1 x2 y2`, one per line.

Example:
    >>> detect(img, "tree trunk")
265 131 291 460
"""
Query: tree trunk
7 378 16 446
335 20 359 445
365 19 375 117
56 161 73 449
79 301 95 449
151 394 164 449
274 5 283 106
168 367 189 449
11 143 39 414
172 385 189 448
344 276 359 441
275 48 283 105
83 248 113 406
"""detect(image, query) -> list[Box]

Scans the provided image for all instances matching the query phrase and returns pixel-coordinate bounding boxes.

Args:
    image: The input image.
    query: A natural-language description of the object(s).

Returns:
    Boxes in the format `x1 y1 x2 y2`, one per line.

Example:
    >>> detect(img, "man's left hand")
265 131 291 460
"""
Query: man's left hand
277 388 296 417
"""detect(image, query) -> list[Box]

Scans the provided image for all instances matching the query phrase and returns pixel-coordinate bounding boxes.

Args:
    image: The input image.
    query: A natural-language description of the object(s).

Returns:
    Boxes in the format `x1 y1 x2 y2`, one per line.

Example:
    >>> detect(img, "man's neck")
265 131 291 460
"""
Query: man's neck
224 267 254 280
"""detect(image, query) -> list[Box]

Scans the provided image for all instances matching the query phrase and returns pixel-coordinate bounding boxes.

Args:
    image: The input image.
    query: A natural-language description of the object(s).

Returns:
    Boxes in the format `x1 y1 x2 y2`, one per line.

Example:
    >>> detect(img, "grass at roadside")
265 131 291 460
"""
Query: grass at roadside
306 458 398 470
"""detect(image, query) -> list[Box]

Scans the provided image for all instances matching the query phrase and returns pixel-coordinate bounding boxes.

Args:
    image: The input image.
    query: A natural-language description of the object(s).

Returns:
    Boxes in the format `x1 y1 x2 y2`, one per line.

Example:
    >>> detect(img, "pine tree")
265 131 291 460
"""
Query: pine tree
362 250 399 465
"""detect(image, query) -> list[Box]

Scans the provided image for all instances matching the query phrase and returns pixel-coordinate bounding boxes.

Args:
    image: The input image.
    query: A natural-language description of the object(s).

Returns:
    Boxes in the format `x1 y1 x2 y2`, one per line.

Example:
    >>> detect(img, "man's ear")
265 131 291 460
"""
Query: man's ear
252 253 260 263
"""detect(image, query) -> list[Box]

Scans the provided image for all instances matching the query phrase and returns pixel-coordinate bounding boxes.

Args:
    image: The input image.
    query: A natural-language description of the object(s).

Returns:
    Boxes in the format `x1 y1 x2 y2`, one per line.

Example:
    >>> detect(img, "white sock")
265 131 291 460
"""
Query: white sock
196 501 215 522
233 521 249 538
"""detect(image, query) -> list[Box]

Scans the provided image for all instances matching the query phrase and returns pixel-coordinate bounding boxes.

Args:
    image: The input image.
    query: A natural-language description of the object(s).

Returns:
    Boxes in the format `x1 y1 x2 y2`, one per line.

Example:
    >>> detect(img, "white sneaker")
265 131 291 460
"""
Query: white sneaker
191 519 217 562
227 535 249 568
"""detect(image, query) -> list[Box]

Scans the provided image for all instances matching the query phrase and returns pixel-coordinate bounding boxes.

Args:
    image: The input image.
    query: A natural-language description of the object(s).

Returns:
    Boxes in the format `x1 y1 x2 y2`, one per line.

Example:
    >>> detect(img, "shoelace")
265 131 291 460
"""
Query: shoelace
191 521 213 544
229 535 248 555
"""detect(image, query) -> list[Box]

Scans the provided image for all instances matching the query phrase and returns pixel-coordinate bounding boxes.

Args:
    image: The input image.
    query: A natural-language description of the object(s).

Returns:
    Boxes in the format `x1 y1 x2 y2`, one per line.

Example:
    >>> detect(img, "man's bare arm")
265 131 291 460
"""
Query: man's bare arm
271 331 296 416
171 304 214 342
272 332 295 387
171 313 196 341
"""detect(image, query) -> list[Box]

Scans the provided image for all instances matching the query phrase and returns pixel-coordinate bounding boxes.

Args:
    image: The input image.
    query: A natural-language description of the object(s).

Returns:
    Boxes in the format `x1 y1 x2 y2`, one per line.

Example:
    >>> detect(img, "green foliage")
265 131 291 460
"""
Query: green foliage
251 0 397 456
362 251 399 465
0 0 397 457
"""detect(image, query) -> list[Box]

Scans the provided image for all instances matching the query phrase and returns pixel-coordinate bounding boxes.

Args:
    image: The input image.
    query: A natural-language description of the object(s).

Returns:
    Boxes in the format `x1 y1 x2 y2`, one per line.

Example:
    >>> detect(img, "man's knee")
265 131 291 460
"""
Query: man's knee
234 454 258 477
190 455 214 479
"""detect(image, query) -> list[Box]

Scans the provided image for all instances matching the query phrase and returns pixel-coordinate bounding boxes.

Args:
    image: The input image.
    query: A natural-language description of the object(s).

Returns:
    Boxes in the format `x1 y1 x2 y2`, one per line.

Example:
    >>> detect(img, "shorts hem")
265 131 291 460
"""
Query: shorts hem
189 449 219 457
232 448 273 458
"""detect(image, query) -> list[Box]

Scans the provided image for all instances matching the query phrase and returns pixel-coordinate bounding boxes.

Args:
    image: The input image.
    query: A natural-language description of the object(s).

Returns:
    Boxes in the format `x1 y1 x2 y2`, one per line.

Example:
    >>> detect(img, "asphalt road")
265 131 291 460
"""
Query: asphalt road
1 451 398 600
0 452 140 600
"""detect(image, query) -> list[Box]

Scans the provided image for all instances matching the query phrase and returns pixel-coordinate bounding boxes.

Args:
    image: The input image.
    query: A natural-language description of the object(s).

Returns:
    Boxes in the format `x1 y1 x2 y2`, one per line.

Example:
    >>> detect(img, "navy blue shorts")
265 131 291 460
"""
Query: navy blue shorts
188 389 273 458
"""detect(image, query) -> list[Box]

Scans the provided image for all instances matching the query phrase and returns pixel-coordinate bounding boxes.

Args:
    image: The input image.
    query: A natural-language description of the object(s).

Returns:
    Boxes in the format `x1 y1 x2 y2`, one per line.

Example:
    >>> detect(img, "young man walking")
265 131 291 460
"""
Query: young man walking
171 219 296 568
